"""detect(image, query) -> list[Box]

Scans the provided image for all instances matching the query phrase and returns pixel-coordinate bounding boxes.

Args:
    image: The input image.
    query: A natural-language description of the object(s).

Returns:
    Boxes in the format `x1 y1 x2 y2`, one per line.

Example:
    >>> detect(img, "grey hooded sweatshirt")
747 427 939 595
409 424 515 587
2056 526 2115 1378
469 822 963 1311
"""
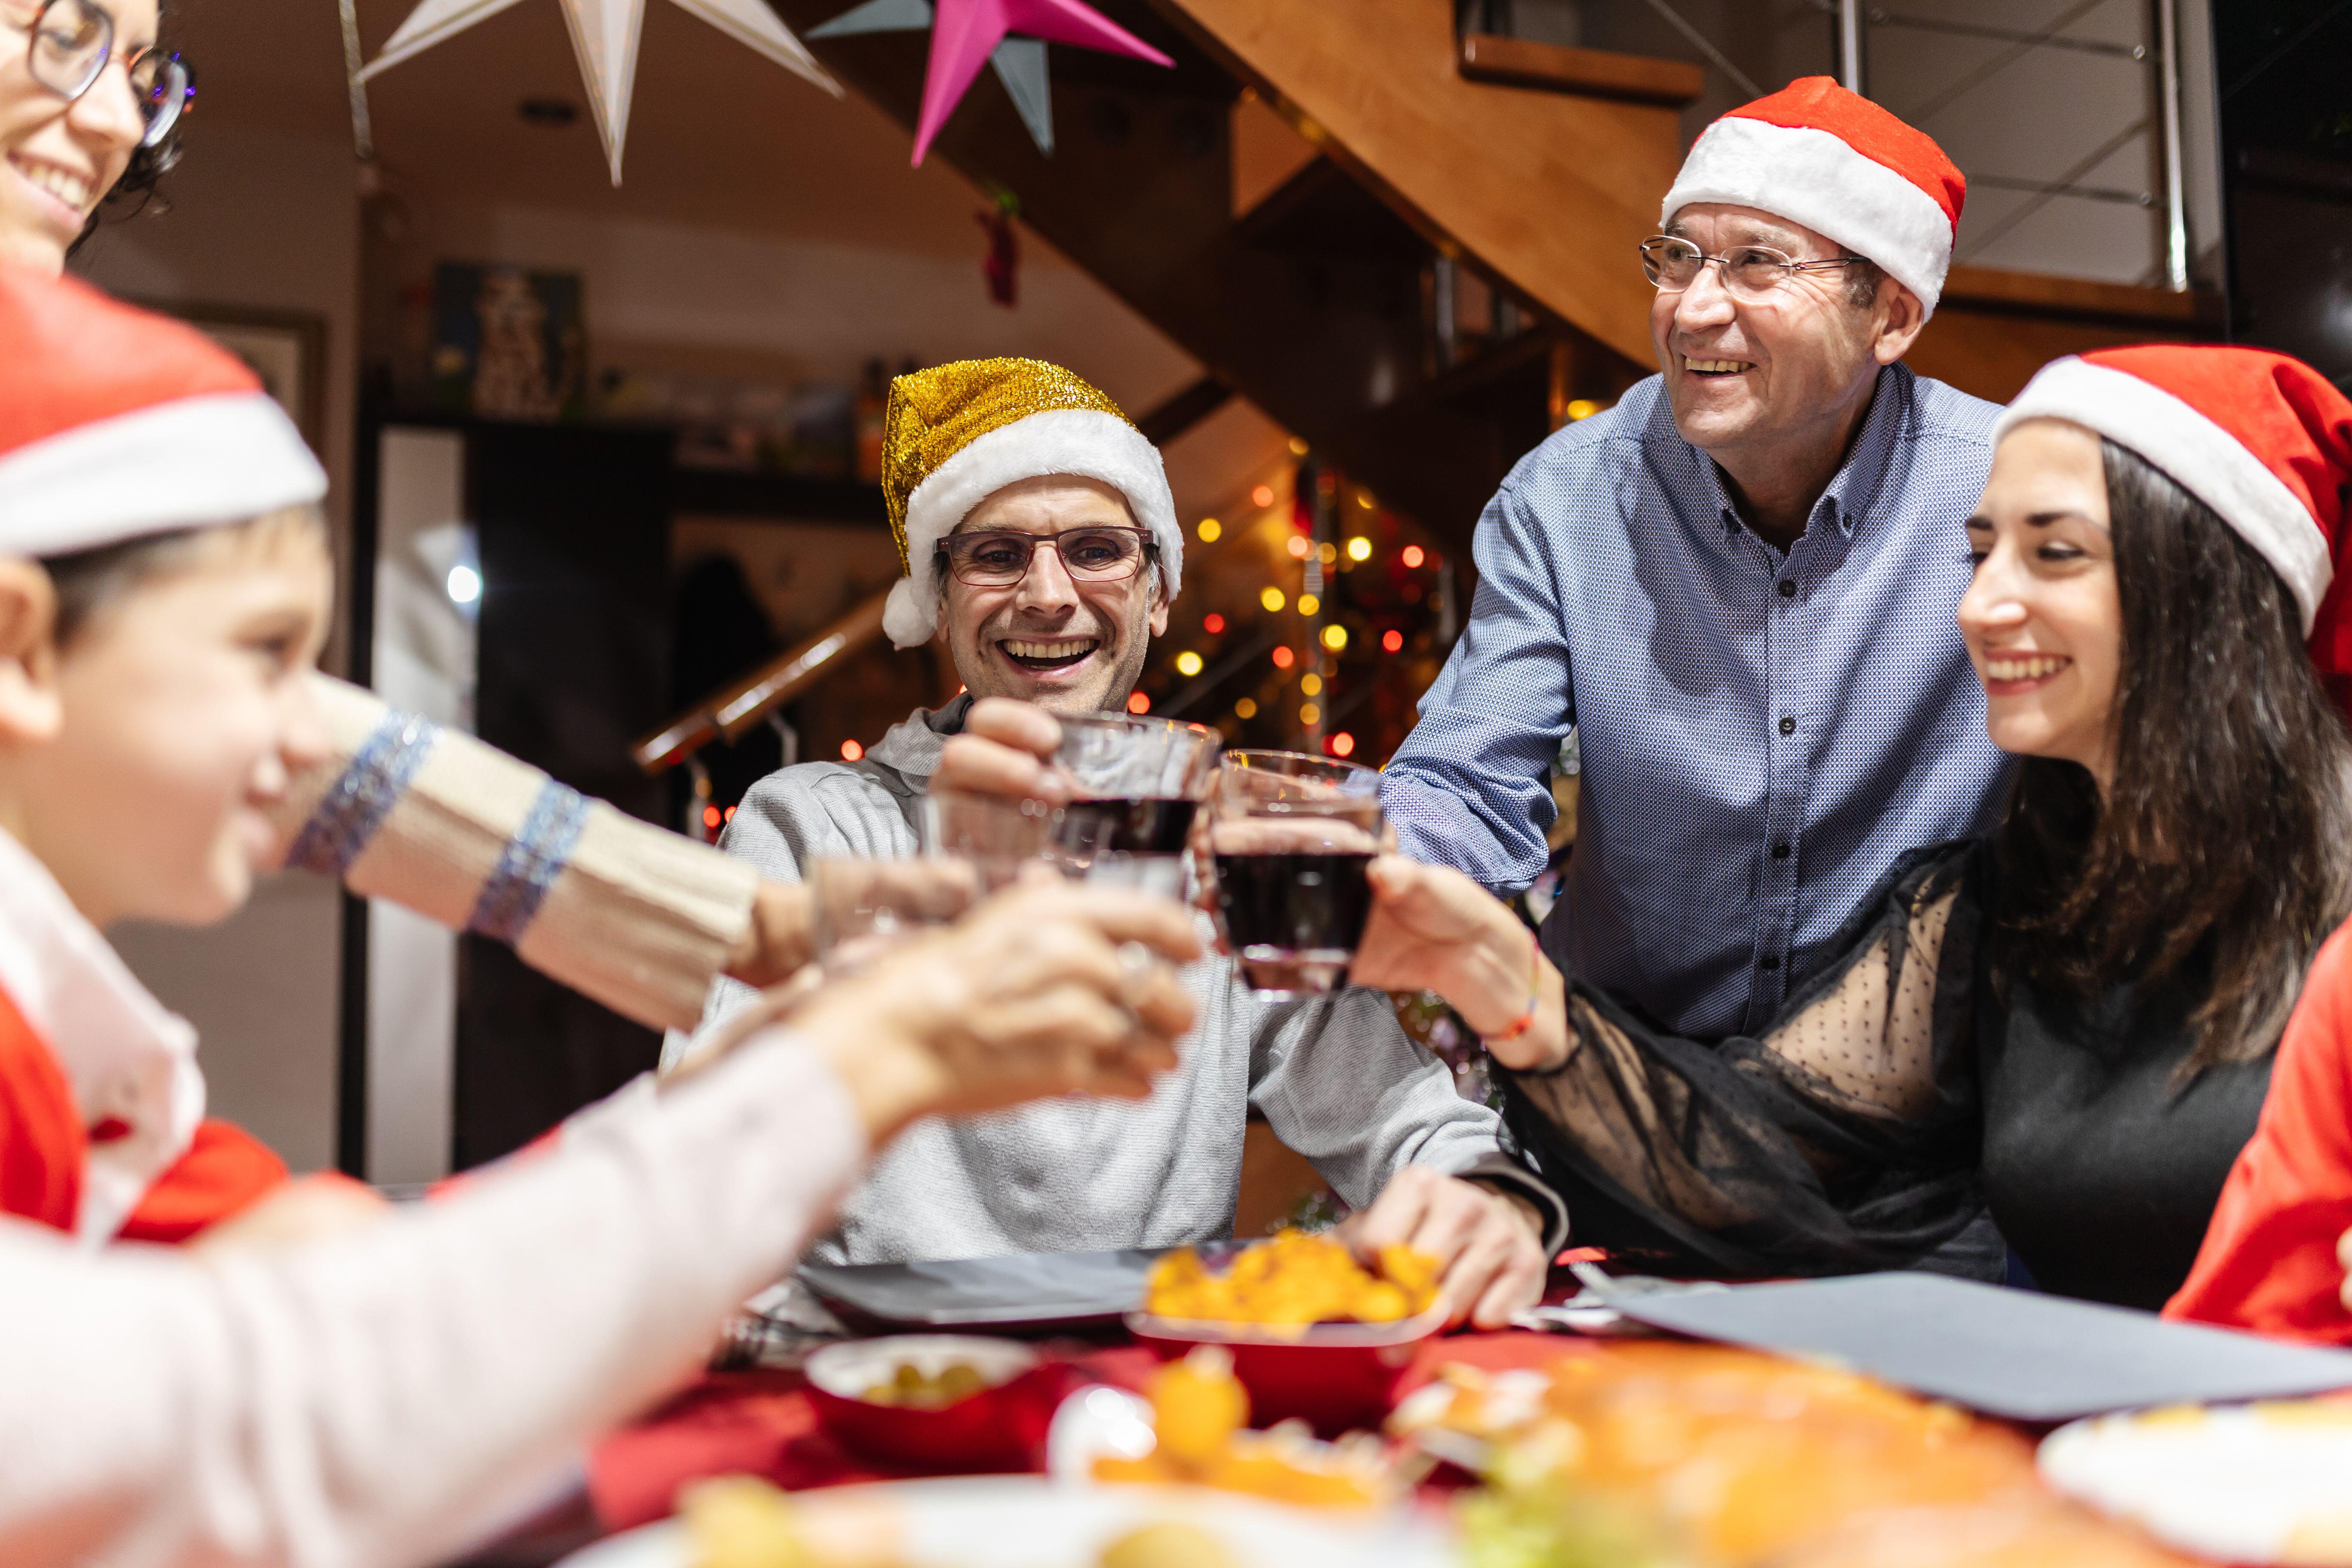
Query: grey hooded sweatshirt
673 698 1565 1265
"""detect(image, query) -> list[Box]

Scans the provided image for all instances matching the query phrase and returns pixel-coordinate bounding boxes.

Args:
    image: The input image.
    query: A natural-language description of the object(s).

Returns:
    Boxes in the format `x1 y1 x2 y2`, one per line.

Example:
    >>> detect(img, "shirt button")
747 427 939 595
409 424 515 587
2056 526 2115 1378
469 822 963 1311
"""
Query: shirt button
1779 716 1796 735
1759 956 1781 971
1771 842 1790 859
1778 579 1796 598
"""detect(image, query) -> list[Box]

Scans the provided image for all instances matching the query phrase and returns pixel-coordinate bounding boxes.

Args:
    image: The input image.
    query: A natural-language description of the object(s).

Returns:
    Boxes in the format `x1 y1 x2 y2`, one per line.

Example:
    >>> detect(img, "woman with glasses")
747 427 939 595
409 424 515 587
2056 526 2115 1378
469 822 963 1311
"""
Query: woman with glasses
1 0 186 270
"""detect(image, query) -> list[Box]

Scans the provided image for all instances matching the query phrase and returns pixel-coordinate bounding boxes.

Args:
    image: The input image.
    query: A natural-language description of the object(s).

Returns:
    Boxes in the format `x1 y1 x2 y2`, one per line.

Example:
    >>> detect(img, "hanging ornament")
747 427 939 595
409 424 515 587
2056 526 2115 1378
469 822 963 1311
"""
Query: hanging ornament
810 0 1050 156
358 0 841 185
977 185 1019 306
810 0 1168 166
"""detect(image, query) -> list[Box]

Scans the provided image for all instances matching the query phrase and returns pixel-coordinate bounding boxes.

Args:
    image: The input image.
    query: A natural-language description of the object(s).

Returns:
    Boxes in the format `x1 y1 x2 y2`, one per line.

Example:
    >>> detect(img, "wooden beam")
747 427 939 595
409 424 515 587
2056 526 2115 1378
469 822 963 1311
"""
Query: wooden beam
1939 264 2223 328
1136 374 1234 446
1231 90 1320 219
1148 0 1680 370
632 592 890 773
1458 32 1703 107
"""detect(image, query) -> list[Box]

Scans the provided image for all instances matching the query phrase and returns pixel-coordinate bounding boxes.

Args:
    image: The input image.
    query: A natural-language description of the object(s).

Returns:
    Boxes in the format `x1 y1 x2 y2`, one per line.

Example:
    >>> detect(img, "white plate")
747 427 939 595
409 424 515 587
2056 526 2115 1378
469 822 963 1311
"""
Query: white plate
2039 1400 2352 1564
559 1475 1457 1568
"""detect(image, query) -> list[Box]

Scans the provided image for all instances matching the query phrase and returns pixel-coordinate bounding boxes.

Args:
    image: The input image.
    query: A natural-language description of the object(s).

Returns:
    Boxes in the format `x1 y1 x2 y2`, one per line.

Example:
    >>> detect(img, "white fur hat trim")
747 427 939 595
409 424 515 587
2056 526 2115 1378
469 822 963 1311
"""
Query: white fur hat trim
1994 356 2330 631
0 392 326 557
882 406 1180 648
1662 117 1954 316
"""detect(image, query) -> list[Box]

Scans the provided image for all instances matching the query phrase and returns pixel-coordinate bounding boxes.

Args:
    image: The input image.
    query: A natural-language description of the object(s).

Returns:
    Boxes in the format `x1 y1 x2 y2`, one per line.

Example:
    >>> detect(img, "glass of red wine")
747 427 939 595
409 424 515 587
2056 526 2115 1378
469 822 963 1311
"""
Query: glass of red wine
1208 750 1384 995
1047 713 1222 899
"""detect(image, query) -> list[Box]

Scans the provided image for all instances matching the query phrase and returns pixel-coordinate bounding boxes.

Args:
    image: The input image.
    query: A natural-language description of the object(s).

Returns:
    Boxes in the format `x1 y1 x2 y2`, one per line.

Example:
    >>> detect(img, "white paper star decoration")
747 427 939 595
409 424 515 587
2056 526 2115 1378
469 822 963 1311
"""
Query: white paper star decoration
358 0 842 184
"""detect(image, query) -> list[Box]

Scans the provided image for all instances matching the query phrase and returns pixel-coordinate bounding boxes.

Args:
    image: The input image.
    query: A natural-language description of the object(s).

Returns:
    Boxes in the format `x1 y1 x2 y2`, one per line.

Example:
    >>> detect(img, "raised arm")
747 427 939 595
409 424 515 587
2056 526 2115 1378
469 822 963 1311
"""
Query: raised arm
0 880 1200 1568
1353 845 1987 1276
270 675 792 1032
1379 483 1576 894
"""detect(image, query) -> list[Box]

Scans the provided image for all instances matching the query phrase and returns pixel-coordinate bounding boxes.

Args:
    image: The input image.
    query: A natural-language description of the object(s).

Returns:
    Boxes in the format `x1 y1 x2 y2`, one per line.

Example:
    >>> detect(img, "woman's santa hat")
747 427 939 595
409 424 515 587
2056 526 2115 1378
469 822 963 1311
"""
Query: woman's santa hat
0 268 326 556
1662 77 1966 316
1994 346 2352 701
880 357 1179 648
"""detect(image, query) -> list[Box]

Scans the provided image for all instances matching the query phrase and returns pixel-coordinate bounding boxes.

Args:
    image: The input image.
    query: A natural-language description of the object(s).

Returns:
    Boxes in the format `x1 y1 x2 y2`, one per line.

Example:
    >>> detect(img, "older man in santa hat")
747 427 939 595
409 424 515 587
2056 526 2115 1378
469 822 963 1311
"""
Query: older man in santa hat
1384 80 2012 1057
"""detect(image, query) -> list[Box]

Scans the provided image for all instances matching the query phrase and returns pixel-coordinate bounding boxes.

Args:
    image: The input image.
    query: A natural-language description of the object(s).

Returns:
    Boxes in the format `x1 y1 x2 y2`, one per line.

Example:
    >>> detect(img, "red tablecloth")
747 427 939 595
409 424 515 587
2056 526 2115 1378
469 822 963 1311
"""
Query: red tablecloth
588 1330 1577 1534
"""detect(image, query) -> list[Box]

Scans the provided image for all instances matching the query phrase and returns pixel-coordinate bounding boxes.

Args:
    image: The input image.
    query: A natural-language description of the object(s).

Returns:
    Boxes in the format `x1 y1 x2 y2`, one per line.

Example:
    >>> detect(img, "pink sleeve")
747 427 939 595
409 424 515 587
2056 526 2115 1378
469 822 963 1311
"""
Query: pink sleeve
2165 922 2352 1343
0 1033 864 1568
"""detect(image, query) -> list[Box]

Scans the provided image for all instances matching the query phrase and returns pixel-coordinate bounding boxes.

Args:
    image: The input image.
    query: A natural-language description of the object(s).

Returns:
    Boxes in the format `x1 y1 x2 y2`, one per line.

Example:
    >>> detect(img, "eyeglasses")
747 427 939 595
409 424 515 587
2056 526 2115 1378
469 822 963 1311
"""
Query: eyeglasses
20 0 193 149
1639 236 1867 301
940 526 1155 589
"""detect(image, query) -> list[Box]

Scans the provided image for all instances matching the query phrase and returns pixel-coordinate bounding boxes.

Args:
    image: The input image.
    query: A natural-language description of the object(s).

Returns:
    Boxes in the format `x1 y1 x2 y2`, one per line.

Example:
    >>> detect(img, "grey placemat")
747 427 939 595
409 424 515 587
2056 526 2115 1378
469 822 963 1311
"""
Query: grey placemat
1612 1271 2352 1421
797 1248 1163 1332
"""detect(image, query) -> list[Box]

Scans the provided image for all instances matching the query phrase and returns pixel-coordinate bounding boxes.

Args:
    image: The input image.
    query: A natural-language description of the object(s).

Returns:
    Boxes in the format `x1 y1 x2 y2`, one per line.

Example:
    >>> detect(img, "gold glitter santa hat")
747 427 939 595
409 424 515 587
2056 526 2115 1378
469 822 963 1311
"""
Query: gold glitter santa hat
881 358 1180 648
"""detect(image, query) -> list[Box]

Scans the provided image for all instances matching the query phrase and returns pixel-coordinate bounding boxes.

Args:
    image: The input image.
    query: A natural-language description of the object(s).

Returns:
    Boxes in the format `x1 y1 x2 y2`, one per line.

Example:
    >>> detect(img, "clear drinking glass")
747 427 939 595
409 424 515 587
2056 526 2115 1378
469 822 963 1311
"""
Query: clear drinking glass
1207 750 1385 995
1048 712 1222 900
804 793 1060 962
919 789 1064 890
804 856 984 956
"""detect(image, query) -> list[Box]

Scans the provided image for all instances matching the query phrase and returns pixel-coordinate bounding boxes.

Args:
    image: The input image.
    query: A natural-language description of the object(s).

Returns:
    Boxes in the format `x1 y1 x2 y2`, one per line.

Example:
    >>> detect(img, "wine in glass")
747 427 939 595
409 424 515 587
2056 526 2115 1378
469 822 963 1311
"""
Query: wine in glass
1208 750 1384 995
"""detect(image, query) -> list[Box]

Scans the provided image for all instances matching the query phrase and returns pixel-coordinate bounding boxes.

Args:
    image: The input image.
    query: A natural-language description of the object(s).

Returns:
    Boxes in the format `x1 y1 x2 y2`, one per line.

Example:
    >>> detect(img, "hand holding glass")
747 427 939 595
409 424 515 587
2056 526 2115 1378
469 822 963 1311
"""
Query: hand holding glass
1048 712 1221 899
1208 750 1384 995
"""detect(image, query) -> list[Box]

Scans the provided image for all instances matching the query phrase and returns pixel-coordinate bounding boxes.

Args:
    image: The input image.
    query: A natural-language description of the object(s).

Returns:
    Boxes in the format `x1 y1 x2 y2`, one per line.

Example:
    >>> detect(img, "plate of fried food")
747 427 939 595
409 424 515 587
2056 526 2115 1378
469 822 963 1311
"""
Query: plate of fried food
1127 1229 1445 1433
2038 1397 2352 1565
560 1473 1457 1568
1394 1342 2198 1568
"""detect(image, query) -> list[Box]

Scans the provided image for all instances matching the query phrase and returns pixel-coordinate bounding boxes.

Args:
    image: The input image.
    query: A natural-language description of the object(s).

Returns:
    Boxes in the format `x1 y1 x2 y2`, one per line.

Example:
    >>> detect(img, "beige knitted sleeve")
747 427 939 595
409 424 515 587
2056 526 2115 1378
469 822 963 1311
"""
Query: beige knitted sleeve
268 674 756 1033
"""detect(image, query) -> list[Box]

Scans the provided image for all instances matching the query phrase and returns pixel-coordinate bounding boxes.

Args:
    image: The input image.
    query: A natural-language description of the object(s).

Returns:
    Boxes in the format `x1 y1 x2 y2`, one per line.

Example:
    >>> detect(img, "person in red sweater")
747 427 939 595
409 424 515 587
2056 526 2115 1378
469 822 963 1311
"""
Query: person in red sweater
2168 925 2352 1342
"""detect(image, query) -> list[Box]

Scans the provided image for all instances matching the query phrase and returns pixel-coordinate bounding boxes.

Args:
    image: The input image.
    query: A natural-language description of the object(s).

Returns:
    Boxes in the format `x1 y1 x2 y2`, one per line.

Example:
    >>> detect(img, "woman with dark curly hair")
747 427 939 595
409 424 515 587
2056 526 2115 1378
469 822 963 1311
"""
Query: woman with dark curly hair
1 0 187 273
1340 345 2352 1313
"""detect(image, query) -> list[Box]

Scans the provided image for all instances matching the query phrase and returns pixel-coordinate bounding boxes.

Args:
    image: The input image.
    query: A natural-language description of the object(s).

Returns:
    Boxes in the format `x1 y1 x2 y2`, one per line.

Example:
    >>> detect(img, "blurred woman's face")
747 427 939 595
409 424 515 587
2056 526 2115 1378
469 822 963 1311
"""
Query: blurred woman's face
0 0 154 273
1957 418 2124 793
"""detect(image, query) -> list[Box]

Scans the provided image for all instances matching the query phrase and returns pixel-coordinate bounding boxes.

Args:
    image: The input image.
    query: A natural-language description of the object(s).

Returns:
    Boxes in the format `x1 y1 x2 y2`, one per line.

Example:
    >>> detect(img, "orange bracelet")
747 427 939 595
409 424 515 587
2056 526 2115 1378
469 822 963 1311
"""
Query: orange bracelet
1480 928 1544 1046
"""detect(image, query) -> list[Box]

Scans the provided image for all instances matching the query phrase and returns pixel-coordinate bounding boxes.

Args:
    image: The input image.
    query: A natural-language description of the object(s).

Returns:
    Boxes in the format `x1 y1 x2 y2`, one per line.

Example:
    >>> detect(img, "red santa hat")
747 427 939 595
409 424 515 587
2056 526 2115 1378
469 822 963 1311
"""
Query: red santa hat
1993 346 2352 703
0 267 326 557
1661 77 1966 317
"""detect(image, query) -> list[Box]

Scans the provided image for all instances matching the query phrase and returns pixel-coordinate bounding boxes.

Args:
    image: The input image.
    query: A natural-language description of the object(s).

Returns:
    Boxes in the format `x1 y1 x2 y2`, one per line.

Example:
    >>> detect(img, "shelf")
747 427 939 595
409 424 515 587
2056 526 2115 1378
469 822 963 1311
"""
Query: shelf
670 467 887 524
1939 266 2223 328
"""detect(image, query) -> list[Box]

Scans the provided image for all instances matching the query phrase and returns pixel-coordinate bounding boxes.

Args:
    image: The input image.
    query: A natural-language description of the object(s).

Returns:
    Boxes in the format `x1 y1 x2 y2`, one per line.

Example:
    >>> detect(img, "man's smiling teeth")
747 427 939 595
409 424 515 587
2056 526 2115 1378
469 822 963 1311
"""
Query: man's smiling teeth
13 160 92 211
1986 655 2069 681
1002 638 1096 659
1685 357 1751 373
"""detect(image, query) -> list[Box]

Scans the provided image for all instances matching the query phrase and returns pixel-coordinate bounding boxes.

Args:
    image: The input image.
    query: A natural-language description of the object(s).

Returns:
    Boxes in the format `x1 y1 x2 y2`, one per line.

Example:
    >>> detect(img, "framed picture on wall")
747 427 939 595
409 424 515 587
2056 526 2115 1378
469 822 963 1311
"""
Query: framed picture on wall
151 303 328 455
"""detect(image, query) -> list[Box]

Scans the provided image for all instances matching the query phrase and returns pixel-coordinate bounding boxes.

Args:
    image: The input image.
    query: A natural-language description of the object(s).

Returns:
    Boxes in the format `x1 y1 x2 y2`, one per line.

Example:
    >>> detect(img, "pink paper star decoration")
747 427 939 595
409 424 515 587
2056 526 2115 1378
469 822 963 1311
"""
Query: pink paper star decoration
911 0 1170 166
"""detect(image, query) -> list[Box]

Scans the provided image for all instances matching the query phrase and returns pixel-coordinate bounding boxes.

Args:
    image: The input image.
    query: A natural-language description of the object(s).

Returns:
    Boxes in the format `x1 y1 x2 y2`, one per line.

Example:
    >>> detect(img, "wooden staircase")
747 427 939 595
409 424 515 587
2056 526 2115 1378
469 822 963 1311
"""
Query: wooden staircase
763 0 2220 554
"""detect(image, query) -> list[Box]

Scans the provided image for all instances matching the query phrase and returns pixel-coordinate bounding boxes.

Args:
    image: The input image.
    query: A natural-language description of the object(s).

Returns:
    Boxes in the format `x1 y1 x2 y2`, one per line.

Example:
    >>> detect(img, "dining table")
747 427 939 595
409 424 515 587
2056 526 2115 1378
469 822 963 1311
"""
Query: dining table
454 1263 2321 1568
588 1324 1567 1536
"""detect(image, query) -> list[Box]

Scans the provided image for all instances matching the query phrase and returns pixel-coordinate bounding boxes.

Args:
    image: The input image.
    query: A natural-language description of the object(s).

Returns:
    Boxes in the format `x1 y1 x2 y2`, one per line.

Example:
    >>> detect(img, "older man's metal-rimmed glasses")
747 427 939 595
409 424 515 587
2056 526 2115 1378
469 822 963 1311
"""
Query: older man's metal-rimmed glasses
1639 236 1868 303
939 526 1155 589
18 0 192 148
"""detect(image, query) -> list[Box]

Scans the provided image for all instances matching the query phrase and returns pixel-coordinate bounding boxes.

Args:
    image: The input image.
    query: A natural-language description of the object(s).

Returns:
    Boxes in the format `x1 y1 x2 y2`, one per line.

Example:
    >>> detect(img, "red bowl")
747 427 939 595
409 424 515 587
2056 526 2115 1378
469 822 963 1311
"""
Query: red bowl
1124 1310 1444 1437
804 1336 1070 1472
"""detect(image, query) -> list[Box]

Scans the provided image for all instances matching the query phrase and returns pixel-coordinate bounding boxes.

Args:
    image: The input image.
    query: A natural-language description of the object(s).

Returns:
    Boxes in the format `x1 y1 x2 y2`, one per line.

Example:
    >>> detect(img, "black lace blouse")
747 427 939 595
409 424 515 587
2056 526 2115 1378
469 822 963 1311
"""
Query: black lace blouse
1498 840 2274 1308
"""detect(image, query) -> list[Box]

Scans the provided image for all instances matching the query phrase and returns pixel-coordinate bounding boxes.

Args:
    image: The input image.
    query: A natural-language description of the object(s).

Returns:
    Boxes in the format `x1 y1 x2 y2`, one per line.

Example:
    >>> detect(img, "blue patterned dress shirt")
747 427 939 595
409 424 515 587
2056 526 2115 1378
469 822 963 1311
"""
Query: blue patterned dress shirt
1383 363 2016 1040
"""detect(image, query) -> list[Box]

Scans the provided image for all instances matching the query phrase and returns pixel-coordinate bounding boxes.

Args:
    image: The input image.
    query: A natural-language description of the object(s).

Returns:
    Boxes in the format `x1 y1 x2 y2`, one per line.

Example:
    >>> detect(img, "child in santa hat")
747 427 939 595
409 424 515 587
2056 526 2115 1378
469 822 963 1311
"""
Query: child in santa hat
0 261 833 1246
0 263 1201 1566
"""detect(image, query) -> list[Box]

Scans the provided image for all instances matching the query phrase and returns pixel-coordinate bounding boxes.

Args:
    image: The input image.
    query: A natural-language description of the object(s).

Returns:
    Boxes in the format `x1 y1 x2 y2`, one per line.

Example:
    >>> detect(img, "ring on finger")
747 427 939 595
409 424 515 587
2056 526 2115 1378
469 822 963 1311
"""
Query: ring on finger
1115 940 1157 1014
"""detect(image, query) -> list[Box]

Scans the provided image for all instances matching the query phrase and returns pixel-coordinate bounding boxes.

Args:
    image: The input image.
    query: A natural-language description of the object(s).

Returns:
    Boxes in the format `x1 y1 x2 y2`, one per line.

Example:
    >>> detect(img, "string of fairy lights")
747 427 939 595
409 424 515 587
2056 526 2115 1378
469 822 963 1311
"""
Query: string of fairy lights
1137 437 1449 763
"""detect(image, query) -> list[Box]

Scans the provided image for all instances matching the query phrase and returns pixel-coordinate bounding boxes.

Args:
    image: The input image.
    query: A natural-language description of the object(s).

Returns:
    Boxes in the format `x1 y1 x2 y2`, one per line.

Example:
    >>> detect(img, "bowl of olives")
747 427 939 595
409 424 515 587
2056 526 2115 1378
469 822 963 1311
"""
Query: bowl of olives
804 1335 1070 1470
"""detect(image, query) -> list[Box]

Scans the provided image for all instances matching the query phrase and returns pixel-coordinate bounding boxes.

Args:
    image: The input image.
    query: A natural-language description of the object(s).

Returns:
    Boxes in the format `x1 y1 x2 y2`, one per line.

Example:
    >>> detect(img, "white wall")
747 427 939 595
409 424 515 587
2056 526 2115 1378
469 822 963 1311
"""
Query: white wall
400 199 1200 416
69 123 361 1174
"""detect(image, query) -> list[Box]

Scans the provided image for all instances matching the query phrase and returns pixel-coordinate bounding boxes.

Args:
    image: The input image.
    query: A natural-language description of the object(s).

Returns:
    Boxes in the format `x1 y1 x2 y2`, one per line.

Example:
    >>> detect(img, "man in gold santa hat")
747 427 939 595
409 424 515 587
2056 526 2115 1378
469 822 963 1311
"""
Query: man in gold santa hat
685 358 1563 1328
